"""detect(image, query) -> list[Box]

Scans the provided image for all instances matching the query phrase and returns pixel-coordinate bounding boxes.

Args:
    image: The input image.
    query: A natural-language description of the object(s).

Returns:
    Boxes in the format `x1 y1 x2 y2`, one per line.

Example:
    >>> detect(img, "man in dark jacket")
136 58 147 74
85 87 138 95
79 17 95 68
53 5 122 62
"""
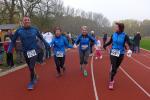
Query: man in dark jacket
134 32 141 53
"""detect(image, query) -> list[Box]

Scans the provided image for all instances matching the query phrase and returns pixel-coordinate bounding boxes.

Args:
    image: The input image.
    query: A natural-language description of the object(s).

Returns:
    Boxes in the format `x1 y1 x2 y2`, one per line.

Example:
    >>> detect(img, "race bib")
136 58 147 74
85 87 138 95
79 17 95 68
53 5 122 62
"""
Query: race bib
81 45 88 50
111 49 120 57
27 50 37 58
56 51 64 57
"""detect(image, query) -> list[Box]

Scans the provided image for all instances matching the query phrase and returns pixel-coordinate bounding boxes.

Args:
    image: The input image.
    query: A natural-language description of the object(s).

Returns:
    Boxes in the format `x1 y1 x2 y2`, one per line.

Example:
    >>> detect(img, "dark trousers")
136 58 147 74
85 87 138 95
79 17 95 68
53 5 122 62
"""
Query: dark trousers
24 53 37 82
90 44 94 54
37 49 44 63
46 48 51 59
110 54 124 81
79 50 90 65
54 55 65 74
6 53 14 67
103 38 107 45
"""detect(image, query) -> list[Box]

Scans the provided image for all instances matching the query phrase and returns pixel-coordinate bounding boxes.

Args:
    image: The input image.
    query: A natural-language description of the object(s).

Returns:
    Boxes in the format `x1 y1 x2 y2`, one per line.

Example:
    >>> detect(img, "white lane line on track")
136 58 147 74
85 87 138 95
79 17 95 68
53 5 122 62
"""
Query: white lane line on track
130 57 150 70
120 67 150 98
91 56 99 100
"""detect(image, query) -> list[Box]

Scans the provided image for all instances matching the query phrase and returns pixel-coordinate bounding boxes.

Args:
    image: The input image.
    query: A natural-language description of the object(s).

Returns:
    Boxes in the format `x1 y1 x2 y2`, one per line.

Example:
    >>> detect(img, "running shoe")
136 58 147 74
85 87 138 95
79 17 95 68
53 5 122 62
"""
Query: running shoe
100 56 103 59
27 82 34 90
109 81 114 90
95 57 98 60
83 70 88 77
56 73 62 78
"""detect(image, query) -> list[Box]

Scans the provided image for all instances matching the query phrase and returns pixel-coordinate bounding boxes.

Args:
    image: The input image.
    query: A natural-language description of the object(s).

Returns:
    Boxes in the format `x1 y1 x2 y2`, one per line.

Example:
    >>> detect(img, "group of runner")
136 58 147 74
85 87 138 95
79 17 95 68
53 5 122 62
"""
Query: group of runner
8 16 132 90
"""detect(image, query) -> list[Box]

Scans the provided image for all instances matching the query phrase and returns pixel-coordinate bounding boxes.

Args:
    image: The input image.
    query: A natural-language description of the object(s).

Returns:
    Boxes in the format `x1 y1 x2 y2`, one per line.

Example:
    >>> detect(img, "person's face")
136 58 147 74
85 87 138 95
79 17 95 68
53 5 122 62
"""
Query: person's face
55 30 61 37
114 24 119 32
81 28 88 35
23 17 31 28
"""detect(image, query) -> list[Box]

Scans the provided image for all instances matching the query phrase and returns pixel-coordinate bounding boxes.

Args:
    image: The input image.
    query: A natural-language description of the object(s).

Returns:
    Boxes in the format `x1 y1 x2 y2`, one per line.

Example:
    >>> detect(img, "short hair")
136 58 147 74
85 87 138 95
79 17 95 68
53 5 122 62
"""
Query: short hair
115 22 124 32
81 26 88 30
53 26 62 33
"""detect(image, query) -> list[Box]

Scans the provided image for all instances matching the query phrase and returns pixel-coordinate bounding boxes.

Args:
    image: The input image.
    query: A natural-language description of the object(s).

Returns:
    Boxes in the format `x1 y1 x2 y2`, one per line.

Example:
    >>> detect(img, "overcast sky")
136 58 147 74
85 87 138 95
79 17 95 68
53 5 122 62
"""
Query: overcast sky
63 0 150 22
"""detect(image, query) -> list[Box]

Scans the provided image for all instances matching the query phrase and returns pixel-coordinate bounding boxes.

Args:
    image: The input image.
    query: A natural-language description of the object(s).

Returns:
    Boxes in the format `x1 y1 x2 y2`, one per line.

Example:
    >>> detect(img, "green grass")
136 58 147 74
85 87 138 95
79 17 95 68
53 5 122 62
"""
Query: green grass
141 37 150 50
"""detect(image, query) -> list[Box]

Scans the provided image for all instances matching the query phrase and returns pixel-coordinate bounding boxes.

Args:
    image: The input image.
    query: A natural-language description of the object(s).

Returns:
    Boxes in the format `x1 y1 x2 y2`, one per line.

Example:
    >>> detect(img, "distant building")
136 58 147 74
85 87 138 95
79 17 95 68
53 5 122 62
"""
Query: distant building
0 24 17 31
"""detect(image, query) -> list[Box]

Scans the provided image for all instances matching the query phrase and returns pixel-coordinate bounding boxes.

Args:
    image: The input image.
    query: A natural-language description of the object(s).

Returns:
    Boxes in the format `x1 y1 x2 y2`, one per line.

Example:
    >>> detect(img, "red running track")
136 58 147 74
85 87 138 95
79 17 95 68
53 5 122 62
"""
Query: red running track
0 49 149 100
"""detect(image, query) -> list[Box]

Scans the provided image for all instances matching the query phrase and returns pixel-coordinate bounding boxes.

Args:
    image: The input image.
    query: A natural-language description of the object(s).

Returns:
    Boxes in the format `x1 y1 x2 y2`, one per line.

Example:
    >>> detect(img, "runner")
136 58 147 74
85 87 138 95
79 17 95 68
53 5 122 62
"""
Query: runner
8 16 49 90
95 36 102 60
103 22 132 90
89 30 96 56
50 27 73 77
74 26 97 77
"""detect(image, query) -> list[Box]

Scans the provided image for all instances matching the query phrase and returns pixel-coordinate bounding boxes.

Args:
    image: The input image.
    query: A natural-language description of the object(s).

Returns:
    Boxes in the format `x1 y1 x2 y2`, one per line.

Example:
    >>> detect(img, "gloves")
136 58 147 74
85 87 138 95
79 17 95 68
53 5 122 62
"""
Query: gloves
127 49 132 57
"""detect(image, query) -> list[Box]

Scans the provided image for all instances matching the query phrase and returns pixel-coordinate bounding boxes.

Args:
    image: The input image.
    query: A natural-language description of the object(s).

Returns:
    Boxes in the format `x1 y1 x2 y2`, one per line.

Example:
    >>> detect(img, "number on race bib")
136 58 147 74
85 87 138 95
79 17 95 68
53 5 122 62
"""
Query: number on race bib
111 49 120 57
56 51 64 57
81 45 88 50
27 50 37 58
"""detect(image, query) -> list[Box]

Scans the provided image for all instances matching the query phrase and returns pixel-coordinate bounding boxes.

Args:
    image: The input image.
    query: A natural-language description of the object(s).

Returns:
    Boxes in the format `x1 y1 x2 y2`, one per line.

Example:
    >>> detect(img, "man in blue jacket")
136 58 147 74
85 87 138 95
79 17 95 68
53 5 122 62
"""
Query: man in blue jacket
74 26 97 77
8 17 49 90
50 27 73 77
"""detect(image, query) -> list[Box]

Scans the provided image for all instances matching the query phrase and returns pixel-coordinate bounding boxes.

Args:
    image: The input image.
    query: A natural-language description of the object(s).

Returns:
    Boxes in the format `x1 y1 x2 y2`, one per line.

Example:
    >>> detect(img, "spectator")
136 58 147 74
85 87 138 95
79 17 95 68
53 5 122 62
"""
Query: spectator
0 30 4 64
4 31 14 67
103 32 108 45
134 32 141 53
90 31 96 56
43 31 53 59
15 38 24 64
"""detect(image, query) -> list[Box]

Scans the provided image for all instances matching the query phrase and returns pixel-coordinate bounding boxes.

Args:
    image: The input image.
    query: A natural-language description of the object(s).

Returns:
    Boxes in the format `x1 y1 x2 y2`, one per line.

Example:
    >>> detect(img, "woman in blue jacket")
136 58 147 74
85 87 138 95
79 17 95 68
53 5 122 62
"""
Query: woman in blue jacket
74 26 97 77
103 22 132 90
50 27 73 77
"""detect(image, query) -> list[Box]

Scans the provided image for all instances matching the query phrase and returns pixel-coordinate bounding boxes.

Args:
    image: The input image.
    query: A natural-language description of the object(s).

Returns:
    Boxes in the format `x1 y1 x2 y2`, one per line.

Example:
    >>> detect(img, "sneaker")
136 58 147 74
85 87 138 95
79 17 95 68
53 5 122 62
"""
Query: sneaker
83 70 88 77
100 56 103 59
56 73 62 78
62 67 66 72
27 82 34 90
95 57 98 60
109 81 114 90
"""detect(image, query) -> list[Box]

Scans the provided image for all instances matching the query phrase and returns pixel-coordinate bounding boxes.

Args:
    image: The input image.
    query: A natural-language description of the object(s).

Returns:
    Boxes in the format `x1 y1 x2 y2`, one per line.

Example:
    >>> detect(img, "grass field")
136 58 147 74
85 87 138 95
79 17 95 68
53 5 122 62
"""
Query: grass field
141 37 150 50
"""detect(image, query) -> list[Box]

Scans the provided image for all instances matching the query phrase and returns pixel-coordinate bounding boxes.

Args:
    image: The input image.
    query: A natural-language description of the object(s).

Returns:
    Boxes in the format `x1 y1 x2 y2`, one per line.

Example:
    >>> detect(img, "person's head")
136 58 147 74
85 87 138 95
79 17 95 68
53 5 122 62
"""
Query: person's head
114 22 124 33
91 30 95 35
53 26 62 37
81 26 88 36
22 16 31 28
137 32 140 34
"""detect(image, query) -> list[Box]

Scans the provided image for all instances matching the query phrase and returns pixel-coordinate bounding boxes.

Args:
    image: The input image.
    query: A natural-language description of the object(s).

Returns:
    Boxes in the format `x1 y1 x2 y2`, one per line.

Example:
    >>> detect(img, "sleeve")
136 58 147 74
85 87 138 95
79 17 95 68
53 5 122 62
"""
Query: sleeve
74 34 81 45
89 34 97 45
8 30 19 53
64 37 73 48
104 35 113 47
125 34 131 47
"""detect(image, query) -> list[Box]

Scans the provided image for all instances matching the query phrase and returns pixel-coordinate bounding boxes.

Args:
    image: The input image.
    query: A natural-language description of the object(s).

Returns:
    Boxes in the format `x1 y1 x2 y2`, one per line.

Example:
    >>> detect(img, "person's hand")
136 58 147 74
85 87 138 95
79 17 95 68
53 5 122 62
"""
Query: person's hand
127 49 132 57
73 44 77 49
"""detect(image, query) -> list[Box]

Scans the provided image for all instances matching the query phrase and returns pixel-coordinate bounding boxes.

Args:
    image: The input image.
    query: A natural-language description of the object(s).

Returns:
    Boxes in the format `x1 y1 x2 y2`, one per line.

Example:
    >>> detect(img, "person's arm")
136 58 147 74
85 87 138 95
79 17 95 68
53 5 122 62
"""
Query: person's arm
74 34 81 45
8 30 19 53
36 29 49 48
125 34 131 50
88 34 97 45
103 35 113 49
64 37 73 48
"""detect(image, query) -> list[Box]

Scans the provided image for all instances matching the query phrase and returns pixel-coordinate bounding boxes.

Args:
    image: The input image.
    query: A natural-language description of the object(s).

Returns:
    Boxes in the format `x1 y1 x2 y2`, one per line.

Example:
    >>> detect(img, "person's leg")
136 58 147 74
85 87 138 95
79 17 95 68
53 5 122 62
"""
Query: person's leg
83 50 90 76
110 55 118 81
54 56 61 74
6 53 10 66
79 51 84 71
10 53 14 67
60 56 66 72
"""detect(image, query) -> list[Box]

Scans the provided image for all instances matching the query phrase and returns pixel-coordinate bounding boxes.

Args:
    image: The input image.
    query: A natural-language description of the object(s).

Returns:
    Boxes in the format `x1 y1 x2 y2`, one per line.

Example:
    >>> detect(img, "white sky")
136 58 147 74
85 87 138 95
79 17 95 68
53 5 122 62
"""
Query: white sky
62 0 150 22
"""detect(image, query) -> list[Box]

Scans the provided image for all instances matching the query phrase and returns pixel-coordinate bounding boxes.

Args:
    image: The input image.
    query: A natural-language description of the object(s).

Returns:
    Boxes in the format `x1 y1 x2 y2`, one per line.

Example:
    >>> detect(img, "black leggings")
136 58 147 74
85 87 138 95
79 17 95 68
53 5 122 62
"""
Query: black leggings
6 53 14 67
110 54 124 81
54 56 65 74
24 54 37 82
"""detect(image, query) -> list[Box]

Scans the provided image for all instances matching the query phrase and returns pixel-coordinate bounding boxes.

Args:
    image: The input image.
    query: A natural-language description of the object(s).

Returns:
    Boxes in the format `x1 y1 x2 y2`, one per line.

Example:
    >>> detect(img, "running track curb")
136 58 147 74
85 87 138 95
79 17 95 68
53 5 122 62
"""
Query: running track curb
0 64 27 77
141 48 150 53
